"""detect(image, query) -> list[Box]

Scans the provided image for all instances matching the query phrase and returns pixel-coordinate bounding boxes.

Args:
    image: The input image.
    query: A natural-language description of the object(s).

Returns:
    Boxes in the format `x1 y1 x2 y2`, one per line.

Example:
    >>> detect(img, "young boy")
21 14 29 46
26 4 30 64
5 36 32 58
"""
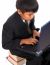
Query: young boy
2 0 40 65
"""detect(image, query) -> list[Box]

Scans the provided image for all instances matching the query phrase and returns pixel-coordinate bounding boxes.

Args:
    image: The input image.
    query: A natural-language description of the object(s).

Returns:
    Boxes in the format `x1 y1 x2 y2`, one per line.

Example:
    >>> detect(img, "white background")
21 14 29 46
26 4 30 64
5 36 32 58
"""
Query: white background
0 0 50 65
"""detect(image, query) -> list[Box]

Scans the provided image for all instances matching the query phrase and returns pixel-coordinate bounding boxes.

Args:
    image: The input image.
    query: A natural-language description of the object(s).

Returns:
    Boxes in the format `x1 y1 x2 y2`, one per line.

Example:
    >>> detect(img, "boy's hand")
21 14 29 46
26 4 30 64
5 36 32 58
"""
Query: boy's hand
33 30 40 38
20 38 38 45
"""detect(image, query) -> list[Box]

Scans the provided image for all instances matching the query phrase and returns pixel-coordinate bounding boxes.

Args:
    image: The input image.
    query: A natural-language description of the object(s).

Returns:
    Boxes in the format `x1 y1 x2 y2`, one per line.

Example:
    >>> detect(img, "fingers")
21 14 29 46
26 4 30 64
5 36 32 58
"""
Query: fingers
20 38 39 45
31 38 38 45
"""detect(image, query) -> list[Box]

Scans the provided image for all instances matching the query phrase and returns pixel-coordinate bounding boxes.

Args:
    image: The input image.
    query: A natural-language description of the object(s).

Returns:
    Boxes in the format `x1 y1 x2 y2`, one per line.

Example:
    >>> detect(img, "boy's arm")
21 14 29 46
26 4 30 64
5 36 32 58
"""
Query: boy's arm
30 19 40 38
2 23 21 50
33 29 40 38
2 22 38 50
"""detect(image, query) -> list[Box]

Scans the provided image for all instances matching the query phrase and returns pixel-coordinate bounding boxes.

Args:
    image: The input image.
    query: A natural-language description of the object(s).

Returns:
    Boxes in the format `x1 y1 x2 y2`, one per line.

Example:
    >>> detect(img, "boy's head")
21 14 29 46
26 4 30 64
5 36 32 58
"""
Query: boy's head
16 0 39 21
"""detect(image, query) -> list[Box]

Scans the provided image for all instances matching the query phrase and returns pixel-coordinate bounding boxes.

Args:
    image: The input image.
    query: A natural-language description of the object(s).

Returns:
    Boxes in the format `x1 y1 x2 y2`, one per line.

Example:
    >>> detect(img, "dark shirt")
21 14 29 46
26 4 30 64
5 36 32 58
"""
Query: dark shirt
2 11 36 58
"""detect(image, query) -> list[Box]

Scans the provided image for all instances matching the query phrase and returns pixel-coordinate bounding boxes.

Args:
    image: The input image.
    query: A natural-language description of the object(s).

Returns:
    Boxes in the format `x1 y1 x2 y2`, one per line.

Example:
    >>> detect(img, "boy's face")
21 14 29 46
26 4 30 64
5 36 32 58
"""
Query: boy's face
17 9 35 21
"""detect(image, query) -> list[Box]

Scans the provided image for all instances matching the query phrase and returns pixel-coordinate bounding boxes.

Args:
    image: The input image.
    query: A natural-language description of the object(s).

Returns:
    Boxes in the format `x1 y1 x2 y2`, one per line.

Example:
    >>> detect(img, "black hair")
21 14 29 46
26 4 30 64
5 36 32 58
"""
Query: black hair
16 0 39 13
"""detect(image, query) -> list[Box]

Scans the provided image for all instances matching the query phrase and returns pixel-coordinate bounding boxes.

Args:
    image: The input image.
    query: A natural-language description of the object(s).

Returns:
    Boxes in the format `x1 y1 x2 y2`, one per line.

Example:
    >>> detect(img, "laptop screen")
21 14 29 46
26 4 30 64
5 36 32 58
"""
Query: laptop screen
37 21 50 52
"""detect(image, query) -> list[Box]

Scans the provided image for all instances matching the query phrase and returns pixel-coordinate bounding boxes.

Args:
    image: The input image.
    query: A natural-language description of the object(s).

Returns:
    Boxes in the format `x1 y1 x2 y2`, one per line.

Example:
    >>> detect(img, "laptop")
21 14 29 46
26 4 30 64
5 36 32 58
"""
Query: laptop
35 21 50 56
13 21 50 58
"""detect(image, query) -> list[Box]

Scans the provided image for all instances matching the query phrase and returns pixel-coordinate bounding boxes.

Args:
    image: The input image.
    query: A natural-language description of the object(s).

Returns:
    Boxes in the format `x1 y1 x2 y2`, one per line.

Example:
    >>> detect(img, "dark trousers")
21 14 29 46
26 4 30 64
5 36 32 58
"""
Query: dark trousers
26 56 42 65
41 49 50 65
20 45 42 65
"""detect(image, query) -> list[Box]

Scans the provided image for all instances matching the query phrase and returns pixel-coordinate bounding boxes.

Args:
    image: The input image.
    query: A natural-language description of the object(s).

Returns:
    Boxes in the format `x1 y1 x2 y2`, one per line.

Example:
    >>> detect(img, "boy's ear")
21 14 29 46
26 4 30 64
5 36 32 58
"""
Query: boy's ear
17 9 22 15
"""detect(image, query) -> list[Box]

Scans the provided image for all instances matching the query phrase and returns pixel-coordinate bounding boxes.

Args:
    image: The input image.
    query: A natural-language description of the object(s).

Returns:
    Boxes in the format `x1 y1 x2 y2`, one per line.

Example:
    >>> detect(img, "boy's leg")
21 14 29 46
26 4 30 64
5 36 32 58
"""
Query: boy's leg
26 56 42 65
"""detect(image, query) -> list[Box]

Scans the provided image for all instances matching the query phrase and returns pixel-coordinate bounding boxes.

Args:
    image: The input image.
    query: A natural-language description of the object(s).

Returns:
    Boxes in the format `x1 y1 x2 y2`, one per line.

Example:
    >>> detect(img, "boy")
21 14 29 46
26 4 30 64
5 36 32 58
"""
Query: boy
2 0 40 65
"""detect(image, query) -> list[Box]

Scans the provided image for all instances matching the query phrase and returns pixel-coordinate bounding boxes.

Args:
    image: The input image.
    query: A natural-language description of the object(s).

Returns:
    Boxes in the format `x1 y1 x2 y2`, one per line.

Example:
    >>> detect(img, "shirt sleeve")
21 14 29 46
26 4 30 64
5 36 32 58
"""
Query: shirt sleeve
2 22 21 50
